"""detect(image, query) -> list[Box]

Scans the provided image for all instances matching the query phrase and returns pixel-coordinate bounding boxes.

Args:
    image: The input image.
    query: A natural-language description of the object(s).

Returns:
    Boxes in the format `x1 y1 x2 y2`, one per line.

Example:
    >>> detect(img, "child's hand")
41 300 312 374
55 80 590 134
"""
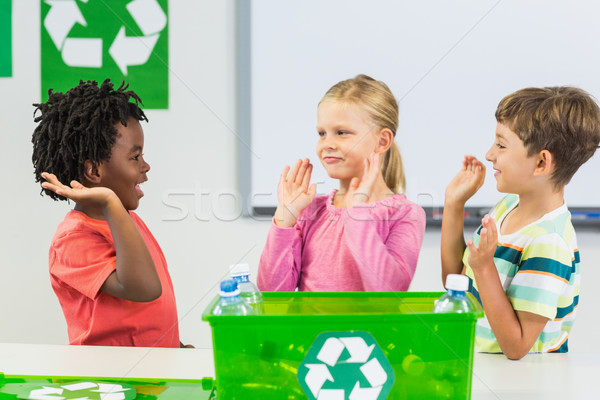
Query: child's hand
41 172 120 210
445 155 485 206
467 214 498 271
273 159 317 227
345 152 381 208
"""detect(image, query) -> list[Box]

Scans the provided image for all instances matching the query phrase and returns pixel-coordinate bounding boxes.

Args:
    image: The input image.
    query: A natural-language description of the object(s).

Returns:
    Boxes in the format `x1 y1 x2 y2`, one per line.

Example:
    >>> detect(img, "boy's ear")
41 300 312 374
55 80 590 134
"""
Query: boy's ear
375 128 394 154
533 150 554 176
83 160 102 184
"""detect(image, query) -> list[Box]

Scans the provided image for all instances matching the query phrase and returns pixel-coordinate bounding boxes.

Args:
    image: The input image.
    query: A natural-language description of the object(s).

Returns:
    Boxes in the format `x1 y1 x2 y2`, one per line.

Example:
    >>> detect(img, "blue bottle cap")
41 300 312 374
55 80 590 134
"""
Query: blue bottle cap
220 279 240 297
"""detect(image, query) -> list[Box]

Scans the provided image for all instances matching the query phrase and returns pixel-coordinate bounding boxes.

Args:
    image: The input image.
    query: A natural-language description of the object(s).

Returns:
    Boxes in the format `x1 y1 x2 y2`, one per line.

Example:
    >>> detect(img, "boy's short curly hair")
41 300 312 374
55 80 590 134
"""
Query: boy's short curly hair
32 79 147 201
495 87 600 188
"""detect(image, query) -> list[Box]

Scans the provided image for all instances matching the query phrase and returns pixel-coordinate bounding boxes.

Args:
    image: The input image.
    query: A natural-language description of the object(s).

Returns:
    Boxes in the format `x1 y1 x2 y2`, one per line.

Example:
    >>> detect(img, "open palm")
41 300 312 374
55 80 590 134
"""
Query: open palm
345 152 381 208
445 156 486 205
273 159 317 227
41 172 118 209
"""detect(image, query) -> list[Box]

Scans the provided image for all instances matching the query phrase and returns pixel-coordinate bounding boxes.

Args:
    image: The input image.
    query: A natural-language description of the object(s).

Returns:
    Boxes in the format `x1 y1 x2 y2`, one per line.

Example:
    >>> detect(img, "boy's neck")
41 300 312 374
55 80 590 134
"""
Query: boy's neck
501 185 564 234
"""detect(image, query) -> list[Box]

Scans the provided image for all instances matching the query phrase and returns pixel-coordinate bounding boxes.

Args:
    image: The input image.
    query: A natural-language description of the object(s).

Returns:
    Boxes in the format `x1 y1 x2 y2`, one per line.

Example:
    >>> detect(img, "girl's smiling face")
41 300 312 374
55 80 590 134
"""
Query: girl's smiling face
96 117 150 211
316 101 380 184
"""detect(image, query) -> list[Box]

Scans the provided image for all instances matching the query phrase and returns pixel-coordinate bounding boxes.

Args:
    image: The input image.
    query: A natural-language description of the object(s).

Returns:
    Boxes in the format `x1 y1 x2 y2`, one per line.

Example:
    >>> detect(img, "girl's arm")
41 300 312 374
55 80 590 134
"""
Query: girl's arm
42 172 161 302
341 203 426 291
467 215 548 360
257 222 303 291
441 156 486 285
257 159 315 291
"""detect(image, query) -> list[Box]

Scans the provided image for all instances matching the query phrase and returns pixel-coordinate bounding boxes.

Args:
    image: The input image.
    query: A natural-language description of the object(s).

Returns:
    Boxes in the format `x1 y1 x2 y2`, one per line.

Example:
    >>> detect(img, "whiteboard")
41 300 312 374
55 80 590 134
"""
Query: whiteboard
238 0 600 219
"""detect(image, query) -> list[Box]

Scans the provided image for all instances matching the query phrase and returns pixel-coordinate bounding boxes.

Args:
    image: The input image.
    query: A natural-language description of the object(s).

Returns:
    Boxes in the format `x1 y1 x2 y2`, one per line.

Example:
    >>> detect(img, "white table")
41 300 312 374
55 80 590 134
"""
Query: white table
1 343 598 399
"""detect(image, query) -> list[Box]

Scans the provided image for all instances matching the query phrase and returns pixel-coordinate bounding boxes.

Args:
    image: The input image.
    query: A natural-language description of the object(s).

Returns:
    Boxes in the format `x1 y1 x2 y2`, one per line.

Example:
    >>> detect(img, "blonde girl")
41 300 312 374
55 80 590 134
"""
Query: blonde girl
258 75 426 291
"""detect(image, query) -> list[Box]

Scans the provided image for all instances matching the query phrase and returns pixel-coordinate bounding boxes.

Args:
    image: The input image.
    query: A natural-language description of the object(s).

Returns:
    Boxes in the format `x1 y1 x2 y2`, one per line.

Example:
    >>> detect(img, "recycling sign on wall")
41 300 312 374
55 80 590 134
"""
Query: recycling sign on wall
41 0 168 109
298 331 395 400
18 381 136 400
0 0 11 77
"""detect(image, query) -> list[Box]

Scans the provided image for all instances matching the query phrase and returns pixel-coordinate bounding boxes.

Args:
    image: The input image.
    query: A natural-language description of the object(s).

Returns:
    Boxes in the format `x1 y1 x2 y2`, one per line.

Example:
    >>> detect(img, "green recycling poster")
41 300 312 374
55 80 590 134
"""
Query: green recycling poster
0 0 11 77
41 0 168 109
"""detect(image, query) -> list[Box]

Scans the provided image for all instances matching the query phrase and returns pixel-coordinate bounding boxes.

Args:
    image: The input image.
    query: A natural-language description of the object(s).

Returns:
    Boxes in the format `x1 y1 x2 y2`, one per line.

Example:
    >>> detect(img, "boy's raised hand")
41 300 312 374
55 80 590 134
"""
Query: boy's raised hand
467 214 498 270
445 155 486 206
345 152 381 208
41 172 120 210
274 158 317 228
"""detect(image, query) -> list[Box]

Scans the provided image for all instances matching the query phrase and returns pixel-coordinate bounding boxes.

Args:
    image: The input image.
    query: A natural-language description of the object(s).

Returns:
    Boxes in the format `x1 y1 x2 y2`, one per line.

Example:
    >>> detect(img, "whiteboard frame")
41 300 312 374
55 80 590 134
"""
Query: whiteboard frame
236 0 600 227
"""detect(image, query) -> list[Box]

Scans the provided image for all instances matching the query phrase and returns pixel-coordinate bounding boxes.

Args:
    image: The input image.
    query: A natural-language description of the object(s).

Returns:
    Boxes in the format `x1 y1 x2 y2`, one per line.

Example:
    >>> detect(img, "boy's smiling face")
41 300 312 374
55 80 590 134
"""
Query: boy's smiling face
485 123 539 194
96 117 150 211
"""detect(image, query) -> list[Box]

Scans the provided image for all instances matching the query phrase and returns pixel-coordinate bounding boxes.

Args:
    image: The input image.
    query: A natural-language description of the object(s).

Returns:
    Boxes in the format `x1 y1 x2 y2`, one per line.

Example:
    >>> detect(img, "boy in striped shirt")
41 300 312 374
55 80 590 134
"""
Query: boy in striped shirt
441 87 600 359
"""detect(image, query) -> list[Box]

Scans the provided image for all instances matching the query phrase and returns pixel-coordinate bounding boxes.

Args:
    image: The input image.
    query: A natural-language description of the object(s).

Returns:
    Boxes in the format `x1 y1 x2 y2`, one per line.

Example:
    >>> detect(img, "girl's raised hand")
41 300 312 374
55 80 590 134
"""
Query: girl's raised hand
273 159 317 228
41 172 119 210
345 152 381 208
445 155 486 206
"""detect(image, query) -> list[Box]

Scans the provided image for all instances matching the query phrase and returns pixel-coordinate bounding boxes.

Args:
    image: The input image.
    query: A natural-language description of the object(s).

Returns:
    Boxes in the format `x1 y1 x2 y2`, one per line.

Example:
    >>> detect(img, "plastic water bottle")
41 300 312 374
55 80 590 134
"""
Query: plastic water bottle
212 279 255 316
230 263 265 314
433 274 475 313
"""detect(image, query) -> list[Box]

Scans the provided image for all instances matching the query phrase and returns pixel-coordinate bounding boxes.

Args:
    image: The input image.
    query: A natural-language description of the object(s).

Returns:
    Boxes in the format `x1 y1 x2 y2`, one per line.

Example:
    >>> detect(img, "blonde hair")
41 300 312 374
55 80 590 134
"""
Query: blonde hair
319 74 405 193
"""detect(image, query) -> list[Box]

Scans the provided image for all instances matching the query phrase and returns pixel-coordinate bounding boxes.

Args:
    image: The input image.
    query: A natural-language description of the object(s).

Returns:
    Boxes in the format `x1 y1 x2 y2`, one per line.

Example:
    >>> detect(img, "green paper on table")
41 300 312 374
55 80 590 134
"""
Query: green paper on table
0 374 216 400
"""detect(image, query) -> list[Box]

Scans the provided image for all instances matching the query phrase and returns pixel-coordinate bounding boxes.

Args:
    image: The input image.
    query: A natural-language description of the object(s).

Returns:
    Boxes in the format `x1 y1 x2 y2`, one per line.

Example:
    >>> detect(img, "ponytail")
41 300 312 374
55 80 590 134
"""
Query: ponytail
381 141 405 194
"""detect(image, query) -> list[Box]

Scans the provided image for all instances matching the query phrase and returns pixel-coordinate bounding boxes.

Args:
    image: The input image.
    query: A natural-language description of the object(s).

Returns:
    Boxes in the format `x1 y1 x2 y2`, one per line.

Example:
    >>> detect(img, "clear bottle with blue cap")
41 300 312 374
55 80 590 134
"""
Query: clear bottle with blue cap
212 279 255 316
433 274 475 313
230 263 264 314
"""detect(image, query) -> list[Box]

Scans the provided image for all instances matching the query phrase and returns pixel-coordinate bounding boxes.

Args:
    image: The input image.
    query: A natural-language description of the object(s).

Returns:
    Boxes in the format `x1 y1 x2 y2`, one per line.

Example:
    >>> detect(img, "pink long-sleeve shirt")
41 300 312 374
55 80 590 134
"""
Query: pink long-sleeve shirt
257 190 426 292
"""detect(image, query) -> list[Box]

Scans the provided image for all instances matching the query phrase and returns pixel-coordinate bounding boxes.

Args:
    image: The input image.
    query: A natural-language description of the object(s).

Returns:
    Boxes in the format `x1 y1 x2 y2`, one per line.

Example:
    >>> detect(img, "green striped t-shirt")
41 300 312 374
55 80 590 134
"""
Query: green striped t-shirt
463 194 579 353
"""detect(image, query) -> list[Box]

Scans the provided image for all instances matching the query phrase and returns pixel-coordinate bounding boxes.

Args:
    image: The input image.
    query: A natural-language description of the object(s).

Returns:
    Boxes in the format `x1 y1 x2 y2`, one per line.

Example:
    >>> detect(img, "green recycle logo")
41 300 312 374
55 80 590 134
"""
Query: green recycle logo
298 331 395 400
18 381 136 400
43 0 166 75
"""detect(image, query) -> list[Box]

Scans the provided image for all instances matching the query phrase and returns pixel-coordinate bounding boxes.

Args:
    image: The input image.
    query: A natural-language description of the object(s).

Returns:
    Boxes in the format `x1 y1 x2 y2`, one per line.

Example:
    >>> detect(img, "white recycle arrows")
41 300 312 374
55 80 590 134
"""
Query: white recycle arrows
24 382 131 400
28 386 64 400
316 389 344 400
340 337 376 363
43 0 166 75
44 0 85 49
317 337 376 366
110 0 167 75
348 382 382 400
306 335 389 400
305 364 334 397
108 27 159 75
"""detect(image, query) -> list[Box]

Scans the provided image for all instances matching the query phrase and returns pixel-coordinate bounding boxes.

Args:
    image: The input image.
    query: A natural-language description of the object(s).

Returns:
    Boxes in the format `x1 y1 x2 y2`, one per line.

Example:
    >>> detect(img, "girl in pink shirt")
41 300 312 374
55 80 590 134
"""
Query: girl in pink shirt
258 75 426 292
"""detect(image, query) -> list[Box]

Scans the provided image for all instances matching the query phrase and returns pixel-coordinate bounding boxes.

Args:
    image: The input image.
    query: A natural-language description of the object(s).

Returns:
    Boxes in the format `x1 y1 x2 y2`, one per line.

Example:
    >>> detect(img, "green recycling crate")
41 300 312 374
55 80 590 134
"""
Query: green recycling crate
202 291 483 399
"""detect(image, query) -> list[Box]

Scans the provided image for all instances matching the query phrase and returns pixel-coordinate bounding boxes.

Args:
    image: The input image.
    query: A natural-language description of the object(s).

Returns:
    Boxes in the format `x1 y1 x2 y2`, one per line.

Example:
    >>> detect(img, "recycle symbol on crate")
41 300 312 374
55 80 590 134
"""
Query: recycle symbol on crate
18 381 136 400
297 331 395 400
43 0 166 75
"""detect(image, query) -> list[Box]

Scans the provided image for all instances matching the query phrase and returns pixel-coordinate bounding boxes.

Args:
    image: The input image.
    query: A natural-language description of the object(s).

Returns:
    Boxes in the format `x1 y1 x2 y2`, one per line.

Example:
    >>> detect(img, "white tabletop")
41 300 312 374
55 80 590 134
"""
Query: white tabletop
1 343 598 399
0 342 214 380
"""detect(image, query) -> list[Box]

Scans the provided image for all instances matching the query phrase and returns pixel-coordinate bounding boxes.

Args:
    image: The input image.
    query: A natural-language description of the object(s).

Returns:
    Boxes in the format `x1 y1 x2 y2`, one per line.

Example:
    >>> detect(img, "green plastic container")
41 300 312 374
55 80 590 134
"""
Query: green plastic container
202 291 483 399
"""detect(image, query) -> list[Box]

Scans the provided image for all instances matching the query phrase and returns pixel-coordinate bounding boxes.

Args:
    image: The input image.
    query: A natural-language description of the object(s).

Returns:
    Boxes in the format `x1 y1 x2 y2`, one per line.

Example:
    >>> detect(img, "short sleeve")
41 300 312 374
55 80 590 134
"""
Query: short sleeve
507 232 574 320
50 229 117 299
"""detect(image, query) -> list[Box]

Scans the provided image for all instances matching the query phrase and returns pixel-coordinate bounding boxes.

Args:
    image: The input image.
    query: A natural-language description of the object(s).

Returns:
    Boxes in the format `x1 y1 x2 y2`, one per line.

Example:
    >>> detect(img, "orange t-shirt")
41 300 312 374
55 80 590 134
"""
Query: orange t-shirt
49 210 180 347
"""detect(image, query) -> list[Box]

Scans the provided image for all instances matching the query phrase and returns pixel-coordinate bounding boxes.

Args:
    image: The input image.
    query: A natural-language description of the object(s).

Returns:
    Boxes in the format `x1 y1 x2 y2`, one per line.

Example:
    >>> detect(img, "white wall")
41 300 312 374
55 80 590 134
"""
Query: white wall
1 0 598 354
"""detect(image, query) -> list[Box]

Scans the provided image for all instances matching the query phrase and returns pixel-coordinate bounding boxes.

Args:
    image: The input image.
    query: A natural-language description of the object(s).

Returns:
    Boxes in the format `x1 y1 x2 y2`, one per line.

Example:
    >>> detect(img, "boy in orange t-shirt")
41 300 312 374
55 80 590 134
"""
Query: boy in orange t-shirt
33 79 190 348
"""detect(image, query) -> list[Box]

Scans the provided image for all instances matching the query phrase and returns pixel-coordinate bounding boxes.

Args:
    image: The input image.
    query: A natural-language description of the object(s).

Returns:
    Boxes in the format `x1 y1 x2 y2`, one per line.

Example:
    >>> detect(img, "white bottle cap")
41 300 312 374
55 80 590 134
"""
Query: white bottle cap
230 263 251 278
445 274 469 291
